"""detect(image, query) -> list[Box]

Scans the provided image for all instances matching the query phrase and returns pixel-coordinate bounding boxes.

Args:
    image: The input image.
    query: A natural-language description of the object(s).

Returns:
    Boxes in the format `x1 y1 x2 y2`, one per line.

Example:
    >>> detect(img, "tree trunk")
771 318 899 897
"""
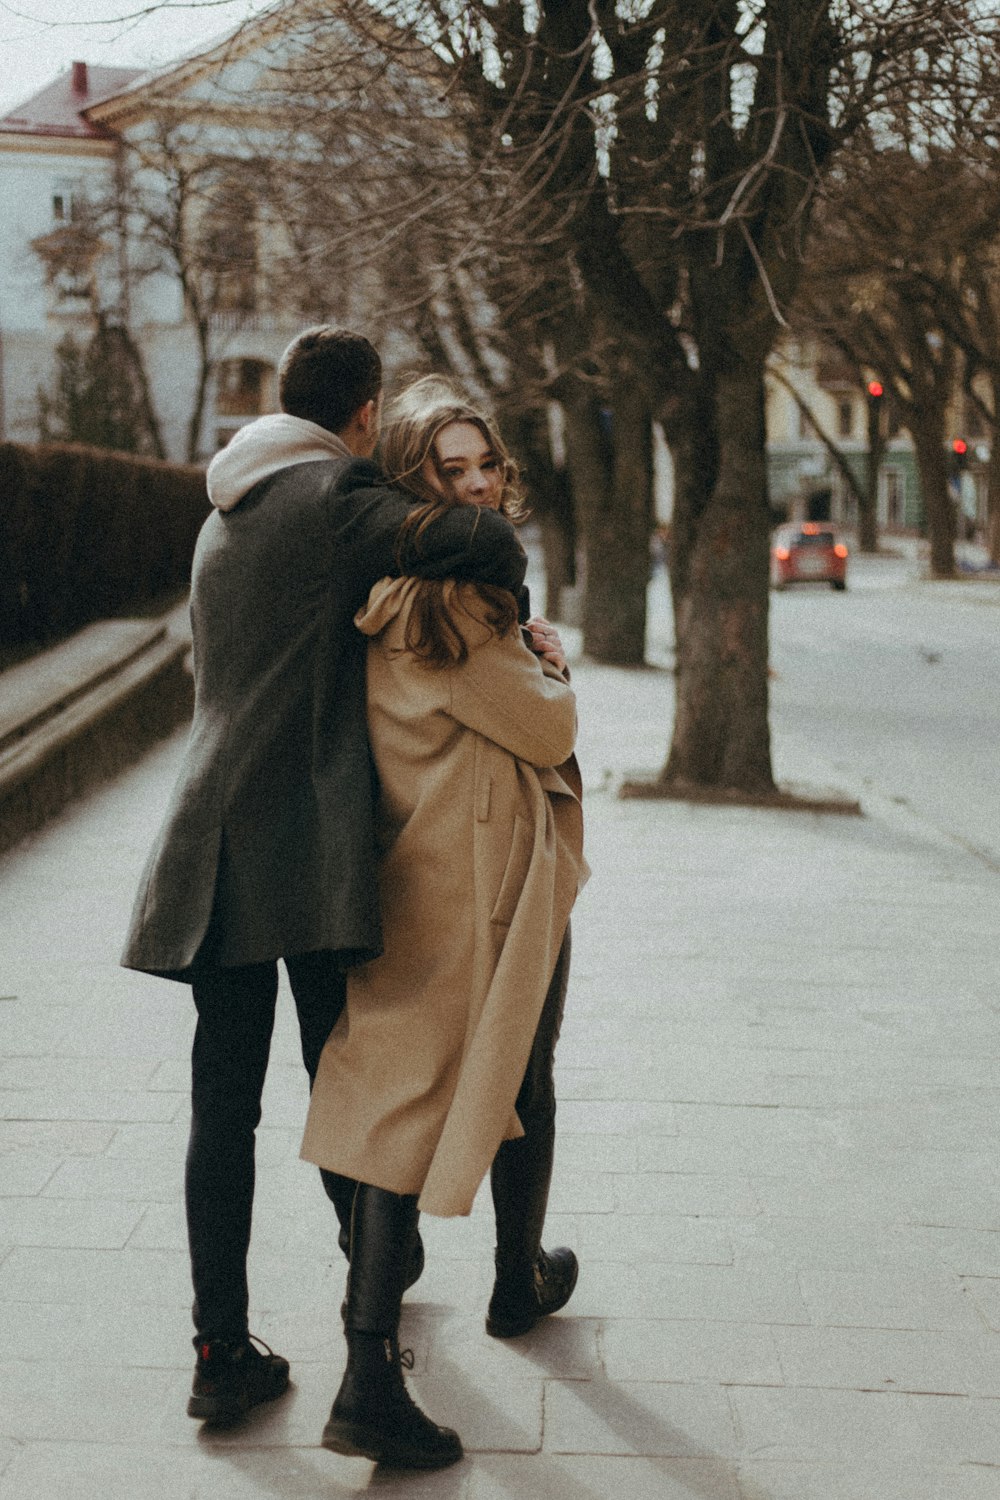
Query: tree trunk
860 391 881 553
507 409 576 620
537 500 575 620
988 381 1000 567
186 322 212 464
662 356 774 793
911 416 956 578
562 382 652 665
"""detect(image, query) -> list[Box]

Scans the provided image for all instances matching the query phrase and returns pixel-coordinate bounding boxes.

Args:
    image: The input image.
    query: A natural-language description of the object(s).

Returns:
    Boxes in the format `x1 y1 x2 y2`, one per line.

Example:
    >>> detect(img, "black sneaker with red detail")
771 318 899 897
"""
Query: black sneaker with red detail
187 1334 290 1423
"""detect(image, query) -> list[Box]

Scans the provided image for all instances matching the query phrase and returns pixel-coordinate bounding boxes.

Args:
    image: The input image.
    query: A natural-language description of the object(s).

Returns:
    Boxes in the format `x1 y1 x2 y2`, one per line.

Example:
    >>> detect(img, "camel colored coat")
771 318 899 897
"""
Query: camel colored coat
300 577 587 1217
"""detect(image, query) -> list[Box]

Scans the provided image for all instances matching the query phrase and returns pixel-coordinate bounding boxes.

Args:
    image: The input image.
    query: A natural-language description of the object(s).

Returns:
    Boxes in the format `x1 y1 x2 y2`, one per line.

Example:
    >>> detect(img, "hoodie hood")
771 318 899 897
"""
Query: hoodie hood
355 576 422 639
206 413 352 511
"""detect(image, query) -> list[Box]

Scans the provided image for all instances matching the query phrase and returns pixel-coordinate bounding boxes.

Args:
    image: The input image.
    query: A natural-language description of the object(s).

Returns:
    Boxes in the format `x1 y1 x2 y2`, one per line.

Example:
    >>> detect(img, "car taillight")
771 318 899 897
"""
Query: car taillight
775 547 791 561
834 544 848 559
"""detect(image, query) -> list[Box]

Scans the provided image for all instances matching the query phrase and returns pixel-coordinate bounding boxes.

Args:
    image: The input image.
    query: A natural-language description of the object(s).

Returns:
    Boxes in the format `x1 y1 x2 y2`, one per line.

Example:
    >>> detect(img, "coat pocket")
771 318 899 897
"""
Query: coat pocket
490 814 533 927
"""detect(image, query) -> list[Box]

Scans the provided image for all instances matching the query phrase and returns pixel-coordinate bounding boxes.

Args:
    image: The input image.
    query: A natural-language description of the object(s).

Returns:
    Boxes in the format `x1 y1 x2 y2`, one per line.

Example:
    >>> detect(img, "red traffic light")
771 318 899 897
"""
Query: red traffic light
952 438 968 455
867 380 884 398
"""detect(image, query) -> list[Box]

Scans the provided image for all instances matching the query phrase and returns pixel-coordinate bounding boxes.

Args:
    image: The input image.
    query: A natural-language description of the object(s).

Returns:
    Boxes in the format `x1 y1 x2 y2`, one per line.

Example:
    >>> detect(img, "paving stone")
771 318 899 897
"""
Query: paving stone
0 1057 160 1091
0 1443 469 1499
40 1154 181 1201
0 1120 115 1156
576 1213 733 1266
572 1259 810 1325
602 1319 782 1385
552 1100 678 1136
102 1121 192 1160
752 1174 1000 1230
0 1300 191 1367
415 1369 544 1453
468 1453 741 1499
737 1459 1000 1500
0 1360 176 1443
0 1088 180 1124
0 1246 191 1309
796 1267 984 1332
543 1376 739 1457
773 1326 1000 1397
425 1310 601 1383
920 1229 1000 1277
0 1195 144 1250
961 1277 1000 1331
0 1154 59 1196
730 1386 1000 1465
148 1058 190 1091
635 1132 844 1178
727 1217 947 1273
550 1131 639 1172
541 1170 619 1215
612 1171 761 1218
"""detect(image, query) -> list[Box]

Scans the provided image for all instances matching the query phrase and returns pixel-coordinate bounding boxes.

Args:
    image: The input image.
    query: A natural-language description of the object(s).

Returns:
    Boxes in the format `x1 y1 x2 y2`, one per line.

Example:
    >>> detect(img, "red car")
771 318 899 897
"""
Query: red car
770 523 848 591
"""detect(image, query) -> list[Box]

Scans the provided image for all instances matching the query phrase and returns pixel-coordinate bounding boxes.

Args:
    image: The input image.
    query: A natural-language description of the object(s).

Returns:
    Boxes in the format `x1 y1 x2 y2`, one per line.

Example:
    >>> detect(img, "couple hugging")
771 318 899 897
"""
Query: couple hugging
122 326 588 1470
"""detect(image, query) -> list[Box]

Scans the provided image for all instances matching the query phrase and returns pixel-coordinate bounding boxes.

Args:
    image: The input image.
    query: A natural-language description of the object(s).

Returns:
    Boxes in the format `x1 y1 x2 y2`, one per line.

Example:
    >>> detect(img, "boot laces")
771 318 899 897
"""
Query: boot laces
381 1338 415 1371
247 1333 278 1359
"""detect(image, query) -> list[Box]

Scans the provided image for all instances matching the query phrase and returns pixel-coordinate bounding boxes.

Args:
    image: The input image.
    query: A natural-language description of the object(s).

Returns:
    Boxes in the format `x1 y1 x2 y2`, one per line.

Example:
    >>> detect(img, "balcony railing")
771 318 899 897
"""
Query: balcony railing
208 312 283 335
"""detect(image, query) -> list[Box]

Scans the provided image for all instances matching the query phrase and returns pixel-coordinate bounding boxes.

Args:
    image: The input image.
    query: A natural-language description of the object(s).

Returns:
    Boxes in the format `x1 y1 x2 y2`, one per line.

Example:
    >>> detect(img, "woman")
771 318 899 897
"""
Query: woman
300 377 587 1469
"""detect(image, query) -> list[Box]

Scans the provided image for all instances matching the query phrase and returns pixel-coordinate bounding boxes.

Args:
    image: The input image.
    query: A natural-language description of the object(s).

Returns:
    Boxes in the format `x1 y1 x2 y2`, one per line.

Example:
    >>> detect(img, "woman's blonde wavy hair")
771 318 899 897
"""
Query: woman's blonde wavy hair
381 376 527 667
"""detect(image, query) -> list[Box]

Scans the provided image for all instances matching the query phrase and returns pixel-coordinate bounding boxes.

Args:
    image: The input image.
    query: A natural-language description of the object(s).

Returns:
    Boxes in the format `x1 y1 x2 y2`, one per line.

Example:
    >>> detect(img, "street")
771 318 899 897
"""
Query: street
768 554 1000 871
571 544 999 867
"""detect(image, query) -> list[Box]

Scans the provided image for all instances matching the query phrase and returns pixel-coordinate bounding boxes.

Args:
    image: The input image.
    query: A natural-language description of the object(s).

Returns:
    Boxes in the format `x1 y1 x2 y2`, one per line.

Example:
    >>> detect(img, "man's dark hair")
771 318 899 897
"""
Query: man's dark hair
278 326 382 434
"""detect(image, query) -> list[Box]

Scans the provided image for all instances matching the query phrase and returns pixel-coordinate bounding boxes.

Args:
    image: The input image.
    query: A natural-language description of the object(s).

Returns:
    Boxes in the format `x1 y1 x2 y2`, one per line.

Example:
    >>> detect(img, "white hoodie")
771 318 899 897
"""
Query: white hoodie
205 414 353 512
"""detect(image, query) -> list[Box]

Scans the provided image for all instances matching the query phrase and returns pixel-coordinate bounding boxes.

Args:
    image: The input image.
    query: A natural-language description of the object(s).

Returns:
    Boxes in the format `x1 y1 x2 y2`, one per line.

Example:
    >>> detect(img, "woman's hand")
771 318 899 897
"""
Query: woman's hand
525 616 567 674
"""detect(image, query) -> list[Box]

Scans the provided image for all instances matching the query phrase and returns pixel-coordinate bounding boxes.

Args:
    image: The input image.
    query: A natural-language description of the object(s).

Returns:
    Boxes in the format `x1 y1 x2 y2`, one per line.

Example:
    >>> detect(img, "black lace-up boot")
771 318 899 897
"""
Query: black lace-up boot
321 1184 462 1470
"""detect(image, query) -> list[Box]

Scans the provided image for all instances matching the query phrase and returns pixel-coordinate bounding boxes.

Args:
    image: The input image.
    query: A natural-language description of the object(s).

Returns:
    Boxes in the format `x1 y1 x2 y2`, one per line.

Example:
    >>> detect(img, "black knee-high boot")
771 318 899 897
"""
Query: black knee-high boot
487 933 578 1338
321 1184 462 1470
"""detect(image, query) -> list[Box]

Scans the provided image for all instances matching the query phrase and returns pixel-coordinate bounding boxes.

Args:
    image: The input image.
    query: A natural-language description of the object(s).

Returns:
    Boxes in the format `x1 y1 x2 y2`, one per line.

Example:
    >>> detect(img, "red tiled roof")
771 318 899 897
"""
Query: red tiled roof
0 63 145 140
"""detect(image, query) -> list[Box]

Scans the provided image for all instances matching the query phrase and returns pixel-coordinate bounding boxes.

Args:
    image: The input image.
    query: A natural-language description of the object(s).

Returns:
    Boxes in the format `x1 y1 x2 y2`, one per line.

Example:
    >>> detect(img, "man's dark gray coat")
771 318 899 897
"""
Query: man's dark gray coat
121 455 526 978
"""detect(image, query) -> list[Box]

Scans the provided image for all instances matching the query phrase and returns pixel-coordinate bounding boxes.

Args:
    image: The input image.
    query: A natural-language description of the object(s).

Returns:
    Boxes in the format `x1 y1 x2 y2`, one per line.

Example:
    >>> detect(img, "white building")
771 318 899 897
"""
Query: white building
0 10 403 462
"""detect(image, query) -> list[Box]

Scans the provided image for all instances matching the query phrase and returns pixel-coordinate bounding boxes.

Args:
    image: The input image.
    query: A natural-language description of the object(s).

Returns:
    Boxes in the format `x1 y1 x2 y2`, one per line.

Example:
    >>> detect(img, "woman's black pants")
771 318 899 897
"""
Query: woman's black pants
186 950 354 1344
490 925 571 1268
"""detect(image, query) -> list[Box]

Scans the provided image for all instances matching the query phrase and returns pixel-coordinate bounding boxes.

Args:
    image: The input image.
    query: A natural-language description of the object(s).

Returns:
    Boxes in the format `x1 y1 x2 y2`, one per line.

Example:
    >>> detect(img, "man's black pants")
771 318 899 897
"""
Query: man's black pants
186 950 350 1344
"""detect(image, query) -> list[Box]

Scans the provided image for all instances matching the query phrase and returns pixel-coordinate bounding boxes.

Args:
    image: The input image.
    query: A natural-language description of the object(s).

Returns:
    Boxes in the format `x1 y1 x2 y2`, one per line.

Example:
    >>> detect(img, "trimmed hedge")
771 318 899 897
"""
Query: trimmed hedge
0 441 209 648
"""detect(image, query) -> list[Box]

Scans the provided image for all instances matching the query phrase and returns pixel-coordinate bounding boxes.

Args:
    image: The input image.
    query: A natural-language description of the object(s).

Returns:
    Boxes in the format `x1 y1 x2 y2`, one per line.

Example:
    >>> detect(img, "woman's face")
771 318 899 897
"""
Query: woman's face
423 420 503 509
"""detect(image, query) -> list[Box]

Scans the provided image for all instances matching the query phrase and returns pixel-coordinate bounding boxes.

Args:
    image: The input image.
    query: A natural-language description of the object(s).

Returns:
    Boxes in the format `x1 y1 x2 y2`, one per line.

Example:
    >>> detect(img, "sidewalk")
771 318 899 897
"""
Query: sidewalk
1 645 999 1499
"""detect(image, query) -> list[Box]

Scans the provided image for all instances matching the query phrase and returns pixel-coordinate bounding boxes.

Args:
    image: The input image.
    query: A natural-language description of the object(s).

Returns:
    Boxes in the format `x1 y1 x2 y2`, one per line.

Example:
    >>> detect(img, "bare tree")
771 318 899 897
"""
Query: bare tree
47 1 1000 776
386 0 999 795
796 148 1000 576
31 192 166 456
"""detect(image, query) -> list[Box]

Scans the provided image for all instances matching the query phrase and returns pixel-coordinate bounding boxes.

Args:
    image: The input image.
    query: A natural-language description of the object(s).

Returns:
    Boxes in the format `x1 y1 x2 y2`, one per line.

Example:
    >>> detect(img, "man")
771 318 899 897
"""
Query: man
121 327 526 1424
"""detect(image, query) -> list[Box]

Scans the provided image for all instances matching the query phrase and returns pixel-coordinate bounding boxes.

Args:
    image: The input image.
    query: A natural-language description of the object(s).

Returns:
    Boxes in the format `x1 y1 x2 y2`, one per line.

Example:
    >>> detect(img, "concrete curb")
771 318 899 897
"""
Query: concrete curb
0 618 192 855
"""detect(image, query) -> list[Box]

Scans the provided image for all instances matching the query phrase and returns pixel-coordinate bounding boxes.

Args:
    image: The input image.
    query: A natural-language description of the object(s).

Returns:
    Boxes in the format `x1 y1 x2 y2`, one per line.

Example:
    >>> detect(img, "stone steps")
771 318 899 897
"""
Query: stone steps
0 616 191 854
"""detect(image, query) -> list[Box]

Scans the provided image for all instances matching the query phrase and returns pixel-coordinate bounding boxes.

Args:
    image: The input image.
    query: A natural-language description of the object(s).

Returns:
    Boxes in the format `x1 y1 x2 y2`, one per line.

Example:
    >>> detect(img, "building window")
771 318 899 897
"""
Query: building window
200 182 258 314
52 177 85 223
215 358 272 418
837 398 854 439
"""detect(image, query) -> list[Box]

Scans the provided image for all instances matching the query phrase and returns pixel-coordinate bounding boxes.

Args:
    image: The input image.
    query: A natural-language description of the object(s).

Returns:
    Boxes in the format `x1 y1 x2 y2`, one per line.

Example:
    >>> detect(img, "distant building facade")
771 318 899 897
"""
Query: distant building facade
766 341 988 536
0 11 413 464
